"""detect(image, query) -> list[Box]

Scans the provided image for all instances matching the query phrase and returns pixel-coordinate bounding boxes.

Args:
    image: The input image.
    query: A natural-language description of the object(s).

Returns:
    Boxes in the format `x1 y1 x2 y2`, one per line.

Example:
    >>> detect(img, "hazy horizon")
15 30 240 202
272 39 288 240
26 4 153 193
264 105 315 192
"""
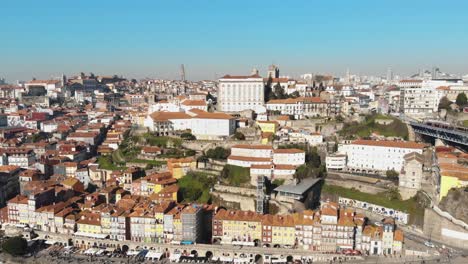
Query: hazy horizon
2 0 468 82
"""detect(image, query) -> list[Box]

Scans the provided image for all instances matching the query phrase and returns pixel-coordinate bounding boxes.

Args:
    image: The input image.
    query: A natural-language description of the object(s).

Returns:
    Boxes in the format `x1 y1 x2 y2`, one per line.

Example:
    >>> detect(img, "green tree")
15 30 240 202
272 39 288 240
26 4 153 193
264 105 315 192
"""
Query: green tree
2 236 28 256
438 96 452 111
181 132 196 140
274 82 286 99
178 172 215 203
264 76 274 101
386 169 399 182
383 187 402 201
456 93 467 107
206 147 230 160
31 132 48 143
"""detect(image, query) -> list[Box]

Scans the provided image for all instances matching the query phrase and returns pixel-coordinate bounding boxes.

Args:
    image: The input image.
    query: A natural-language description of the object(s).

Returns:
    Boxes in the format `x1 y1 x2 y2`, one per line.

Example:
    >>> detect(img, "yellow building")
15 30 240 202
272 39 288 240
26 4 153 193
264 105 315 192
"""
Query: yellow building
213 210 263 244
271 215 296 246
261 132 274 144
439 163 468 200
76 211 102 235
257 121 279 134
146 172 177 194
167 158 196 179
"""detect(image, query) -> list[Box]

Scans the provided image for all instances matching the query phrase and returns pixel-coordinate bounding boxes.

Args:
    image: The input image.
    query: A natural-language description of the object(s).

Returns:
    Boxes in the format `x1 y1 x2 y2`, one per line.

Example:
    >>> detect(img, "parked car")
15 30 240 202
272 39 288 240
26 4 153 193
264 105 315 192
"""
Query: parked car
424 241 435 248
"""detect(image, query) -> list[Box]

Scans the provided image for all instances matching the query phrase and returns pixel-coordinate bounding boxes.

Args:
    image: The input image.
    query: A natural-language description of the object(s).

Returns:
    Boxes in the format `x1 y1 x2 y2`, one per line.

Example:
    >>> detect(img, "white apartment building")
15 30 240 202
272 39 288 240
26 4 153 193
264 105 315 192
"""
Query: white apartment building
397 80 423 89
7 149 35 168
228 144 305 168
272 149 306 166
338 140 425 173
230 144 273 158
325 154 347 171
399 79 465 116
217 74 264 112
399 87 439 116
266 97 328 119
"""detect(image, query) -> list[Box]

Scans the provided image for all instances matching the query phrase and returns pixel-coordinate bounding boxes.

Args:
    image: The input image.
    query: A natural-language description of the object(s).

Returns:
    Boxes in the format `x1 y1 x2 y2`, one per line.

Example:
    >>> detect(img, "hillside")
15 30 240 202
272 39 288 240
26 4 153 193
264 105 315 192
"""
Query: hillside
338 114 408 139
439 187 468 223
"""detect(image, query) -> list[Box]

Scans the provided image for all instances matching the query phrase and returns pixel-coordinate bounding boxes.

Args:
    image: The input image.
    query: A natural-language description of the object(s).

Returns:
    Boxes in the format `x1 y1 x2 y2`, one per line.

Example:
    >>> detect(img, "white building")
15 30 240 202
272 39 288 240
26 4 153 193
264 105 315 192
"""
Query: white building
266 97 328 119
287 130 323 146
397 79 423 89
399 79 465 117
144 110 235 140
325 154 347 171
217 74 264 113
338 140 425 173
399 87 439 116
180 100 208 112
272 149 306 166
230 144 272 159
6 149 35 168
228 144 305 168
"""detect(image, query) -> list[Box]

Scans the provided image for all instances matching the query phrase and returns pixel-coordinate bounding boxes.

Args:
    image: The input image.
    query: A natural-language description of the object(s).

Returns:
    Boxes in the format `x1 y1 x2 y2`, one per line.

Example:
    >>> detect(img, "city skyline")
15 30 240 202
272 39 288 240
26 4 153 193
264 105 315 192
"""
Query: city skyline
2 0 468 81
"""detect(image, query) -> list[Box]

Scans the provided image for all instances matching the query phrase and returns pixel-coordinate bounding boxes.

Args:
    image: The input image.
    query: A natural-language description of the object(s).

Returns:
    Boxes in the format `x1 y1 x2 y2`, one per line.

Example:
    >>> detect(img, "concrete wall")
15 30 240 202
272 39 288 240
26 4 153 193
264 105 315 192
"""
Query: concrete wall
326 178 386 195
211 191 256 211
182 139 259 152
423 209 468 250
213 184 257 196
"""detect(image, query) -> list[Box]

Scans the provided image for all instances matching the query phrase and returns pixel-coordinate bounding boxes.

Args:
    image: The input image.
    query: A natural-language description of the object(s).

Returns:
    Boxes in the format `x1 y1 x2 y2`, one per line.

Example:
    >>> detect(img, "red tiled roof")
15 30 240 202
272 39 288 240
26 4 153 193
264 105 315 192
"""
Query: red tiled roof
351 140 425 149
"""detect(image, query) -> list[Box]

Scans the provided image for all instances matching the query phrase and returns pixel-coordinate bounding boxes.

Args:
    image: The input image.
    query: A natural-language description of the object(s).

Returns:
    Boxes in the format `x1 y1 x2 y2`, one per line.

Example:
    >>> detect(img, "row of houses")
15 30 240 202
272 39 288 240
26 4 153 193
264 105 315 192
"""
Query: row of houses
2 186 403 255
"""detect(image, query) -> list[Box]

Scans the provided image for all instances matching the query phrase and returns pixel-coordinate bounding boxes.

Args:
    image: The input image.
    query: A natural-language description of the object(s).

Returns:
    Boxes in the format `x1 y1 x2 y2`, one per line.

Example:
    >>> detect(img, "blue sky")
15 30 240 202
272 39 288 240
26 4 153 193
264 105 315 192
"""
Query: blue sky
1 0 468 82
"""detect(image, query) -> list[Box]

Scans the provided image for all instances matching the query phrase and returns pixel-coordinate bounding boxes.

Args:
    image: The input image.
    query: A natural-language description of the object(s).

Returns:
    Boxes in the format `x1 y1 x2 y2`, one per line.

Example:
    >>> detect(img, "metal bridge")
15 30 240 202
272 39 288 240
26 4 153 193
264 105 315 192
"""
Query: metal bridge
409 121 468 148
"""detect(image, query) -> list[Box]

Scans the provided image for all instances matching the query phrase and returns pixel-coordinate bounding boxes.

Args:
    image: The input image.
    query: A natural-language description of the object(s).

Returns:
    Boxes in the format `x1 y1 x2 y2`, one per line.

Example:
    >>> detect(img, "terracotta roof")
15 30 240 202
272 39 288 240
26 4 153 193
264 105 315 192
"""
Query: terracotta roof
351 140 425 149
149 111 191 121
251 164 272 170
193 111 235 120
273 148 304 154
394 229 404 241
62 177 81 187
232 144 273 150
142 146 161 153
274 164 296 170
0 165 20 173
276 115 290 121
440 163 468 180
181 100 206 106
228 155 271 162
338 215 355 227
8 195 28 204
